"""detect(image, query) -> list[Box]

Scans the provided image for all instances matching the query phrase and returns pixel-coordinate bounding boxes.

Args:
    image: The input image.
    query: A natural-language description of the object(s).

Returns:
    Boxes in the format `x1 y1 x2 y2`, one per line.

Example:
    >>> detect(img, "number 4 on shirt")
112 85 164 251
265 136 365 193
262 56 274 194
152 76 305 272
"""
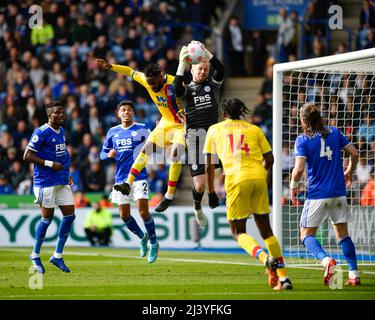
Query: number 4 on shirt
320 138 332 160
228 133 250 155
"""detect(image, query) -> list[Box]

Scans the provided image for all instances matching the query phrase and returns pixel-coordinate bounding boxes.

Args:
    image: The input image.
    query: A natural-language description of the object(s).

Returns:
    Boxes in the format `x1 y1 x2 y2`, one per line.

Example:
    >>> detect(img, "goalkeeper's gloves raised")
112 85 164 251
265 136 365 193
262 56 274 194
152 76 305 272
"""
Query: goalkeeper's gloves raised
208 192 219 209
177 45 189 76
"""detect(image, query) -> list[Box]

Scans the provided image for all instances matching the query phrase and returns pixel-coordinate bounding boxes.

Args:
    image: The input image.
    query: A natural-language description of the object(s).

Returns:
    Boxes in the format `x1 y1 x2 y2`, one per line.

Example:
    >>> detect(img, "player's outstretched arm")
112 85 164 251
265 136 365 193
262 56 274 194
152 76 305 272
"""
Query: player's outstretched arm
173 45 189 98
96 58 112 70
207 51 225 83
343 144 359 187
23 149 65 171
96 58 135 77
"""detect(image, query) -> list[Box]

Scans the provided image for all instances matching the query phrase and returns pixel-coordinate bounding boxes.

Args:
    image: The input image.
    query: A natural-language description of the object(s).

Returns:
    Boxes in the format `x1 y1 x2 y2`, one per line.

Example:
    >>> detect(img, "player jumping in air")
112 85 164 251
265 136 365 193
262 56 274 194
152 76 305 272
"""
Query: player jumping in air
24 101 75 273
96 59 185 212
291 103 360 286
100 100 159 263
204 98 293 290
174 41 224 228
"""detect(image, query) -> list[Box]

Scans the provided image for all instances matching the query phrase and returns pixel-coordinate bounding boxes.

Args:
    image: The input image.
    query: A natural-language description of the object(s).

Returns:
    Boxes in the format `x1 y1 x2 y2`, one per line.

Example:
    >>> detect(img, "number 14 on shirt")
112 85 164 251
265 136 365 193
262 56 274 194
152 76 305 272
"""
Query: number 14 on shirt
228 133 250 155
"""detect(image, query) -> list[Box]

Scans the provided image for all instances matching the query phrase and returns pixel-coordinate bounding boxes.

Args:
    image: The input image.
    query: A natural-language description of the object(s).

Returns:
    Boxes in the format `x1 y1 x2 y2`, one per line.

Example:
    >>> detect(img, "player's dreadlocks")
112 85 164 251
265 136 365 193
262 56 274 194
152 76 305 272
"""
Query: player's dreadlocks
222 98 249 120
300 103 328 139
144 63 162 78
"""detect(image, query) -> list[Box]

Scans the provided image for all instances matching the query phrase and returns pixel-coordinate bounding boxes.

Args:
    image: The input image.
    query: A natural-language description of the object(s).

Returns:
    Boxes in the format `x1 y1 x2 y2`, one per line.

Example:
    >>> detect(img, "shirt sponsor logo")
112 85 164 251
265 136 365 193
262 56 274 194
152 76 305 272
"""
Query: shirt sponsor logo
156 96 168 108
156 96 167 103
116 138 133 151
194 94 211 107
56 143 67 156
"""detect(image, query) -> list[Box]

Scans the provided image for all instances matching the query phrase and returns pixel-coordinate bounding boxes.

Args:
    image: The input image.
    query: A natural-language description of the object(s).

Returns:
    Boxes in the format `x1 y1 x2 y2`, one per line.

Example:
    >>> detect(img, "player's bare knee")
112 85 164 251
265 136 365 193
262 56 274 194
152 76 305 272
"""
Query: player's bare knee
139 209 151 221
119 207 131 220
194 183 205 193
232 232 239 241
300 227 316 241
334 223 349 241
120 212 131 221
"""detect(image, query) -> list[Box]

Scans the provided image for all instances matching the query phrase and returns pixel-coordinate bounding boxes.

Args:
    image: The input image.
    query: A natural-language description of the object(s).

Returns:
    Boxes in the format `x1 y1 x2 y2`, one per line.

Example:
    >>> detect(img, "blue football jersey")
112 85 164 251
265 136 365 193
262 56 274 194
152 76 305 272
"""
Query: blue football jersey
27 124 71 187
101 123 150 183
294 126 351 199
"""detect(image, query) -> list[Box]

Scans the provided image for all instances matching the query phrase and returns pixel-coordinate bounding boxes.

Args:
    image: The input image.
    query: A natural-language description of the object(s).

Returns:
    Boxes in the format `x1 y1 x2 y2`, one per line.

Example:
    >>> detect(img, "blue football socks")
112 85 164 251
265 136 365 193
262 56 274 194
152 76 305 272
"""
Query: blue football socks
340 236 358 271
124 216 144 239
144 216 157 245
33 218 53 255
303 235 328 261
55 214 75 254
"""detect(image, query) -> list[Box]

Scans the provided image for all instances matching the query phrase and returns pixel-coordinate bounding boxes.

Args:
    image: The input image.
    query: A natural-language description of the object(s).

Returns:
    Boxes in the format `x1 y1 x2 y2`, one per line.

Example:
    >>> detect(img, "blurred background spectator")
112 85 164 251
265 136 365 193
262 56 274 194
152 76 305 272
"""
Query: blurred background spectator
84 202 113 247
224 15 247 76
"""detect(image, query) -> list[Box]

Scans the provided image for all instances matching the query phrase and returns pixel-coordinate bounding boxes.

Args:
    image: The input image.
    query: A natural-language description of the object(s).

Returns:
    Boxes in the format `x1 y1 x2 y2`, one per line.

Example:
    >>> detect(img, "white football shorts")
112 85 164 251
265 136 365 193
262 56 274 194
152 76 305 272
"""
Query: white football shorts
110 180 149 205
300 196 352 228
33 185 74 208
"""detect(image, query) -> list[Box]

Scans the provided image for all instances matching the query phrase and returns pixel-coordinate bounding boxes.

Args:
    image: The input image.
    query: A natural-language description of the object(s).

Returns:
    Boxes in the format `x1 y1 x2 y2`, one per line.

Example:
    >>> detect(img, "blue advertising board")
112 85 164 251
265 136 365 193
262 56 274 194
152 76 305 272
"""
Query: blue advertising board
244 0 309 30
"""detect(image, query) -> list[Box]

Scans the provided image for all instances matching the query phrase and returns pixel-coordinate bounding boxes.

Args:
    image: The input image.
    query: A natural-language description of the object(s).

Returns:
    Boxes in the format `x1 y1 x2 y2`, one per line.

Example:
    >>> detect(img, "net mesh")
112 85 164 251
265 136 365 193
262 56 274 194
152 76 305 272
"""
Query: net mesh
281 60 375 265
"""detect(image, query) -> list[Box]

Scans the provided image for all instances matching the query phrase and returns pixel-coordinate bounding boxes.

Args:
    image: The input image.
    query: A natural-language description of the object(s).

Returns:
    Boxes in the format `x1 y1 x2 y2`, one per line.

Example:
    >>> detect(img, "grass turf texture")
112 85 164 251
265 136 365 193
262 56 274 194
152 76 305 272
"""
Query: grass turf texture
0 247 374 300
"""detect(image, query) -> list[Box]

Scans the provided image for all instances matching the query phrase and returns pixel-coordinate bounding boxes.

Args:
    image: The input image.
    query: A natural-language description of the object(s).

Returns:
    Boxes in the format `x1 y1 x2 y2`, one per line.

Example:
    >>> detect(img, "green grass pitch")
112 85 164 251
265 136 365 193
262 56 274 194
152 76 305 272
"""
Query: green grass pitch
0 247 374 300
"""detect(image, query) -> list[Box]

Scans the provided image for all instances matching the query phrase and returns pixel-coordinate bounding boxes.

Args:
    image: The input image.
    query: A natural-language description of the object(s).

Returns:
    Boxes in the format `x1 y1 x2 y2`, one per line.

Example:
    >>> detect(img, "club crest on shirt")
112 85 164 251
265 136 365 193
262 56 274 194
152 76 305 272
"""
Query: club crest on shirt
131 131 137 137
166 87 173 96
204 86 211 92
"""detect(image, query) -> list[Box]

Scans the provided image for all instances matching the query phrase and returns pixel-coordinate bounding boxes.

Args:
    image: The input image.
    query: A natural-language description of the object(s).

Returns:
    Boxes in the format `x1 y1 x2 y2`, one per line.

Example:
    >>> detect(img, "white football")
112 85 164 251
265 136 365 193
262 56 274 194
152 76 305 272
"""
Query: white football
186 42 206 65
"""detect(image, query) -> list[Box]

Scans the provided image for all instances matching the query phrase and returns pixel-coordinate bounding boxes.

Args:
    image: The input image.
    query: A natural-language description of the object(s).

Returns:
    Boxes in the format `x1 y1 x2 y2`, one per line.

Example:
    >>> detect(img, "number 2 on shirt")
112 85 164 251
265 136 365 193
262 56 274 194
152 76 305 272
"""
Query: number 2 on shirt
228 133 250 155
320 138 332 160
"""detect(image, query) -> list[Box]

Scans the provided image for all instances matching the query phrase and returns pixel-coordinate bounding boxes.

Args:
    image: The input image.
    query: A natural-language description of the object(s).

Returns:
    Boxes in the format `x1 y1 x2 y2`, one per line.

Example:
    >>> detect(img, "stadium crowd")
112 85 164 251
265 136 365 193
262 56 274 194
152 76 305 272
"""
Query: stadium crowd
0 0 225 202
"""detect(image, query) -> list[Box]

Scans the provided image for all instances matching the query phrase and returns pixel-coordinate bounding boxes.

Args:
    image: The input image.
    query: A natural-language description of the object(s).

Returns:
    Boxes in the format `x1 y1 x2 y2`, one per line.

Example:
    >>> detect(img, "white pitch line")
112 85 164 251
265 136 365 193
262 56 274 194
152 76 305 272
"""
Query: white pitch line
2 248 375 275
66 251 375 275
1 290 372 299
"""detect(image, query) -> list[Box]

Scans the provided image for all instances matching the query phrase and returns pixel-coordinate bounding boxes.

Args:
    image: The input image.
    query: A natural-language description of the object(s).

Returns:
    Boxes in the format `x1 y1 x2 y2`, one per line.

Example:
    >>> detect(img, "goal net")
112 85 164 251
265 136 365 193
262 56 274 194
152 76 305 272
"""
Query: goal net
272 48 375 265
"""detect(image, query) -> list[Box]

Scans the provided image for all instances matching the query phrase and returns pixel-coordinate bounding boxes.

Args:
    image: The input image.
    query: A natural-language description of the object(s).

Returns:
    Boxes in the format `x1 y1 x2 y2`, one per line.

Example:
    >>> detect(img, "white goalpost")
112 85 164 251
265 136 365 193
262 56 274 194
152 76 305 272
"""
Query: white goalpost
272 48 375 265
